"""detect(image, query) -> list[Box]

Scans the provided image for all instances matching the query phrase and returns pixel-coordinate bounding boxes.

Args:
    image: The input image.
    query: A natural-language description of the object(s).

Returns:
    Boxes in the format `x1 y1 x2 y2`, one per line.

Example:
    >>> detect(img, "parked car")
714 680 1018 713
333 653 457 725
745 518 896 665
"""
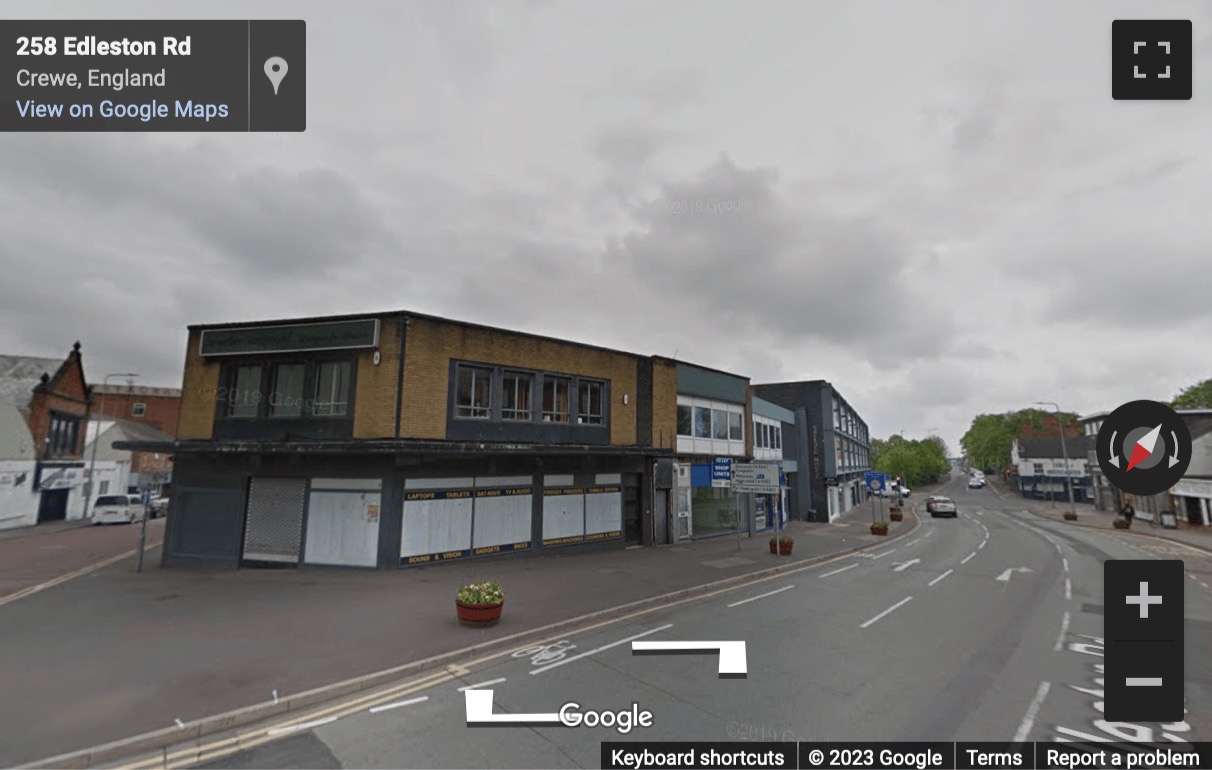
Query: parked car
930 497 958 517
149 496 169 518
93 494 144 525
899 486 911 498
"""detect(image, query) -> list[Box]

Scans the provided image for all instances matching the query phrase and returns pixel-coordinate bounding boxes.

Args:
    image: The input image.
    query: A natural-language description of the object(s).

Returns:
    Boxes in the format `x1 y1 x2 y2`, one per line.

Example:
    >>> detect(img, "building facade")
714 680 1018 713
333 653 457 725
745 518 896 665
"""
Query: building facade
1012 436 1095 502
670 361 753 541
750 380 869 522
0 345 93 529
751 396 794 532
118 312 678 569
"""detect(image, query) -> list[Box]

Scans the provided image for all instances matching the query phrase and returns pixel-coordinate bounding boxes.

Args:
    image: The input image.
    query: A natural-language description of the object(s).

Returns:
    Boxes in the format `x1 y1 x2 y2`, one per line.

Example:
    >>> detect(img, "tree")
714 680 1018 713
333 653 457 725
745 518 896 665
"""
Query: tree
873 436 950 487
1171 378 1212 409
960 408 1080 471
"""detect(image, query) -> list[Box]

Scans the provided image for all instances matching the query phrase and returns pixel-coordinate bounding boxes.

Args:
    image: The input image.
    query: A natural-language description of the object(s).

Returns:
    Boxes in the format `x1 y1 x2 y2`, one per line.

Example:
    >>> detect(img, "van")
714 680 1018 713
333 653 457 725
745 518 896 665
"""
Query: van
93 494 144 525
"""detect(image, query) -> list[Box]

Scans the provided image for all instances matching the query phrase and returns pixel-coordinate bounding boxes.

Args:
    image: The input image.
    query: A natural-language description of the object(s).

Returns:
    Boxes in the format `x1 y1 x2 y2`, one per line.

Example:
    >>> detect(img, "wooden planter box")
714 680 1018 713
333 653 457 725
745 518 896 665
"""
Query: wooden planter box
890 512 904 522
870 525 889 536
456 600 504 627
1113 518 1131 529
769 541 778 554
778 543 793 556
1063 512 1078 521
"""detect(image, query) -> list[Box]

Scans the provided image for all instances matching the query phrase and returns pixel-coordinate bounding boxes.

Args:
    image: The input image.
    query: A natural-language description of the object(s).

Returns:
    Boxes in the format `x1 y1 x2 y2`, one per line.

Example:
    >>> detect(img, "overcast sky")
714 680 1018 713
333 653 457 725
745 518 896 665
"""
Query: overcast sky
3 1 1211 452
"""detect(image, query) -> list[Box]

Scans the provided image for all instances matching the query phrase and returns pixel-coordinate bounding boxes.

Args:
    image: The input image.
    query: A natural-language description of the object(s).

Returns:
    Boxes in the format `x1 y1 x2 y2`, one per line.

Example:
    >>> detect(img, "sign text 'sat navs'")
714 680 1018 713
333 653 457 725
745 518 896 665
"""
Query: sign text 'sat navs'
2 20 305 131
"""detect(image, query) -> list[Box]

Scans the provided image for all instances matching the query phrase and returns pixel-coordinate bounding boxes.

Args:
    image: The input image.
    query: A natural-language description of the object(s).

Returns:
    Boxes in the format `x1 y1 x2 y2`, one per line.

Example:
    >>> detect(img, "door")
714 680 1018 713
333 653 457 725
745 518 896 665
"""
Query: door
1186 496 1203 525
654 489 669 545
37 488 69 523
623 475 641 545
241 477 307 566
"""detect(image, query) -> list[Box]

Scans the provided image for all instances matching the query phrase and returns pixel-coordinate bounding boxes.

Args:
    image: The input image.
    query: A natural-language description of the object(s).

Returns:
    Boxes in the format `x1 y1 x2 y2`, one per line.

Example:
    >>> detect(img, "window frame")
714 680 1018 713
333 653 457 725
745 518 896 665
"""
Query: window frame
216 357 357 421
312 360 353 417
268 362 309 419
501 370 535 422
577 378 606 426
543 375 572 423
677 404 693 437
131 402 147 417
454 364 494 420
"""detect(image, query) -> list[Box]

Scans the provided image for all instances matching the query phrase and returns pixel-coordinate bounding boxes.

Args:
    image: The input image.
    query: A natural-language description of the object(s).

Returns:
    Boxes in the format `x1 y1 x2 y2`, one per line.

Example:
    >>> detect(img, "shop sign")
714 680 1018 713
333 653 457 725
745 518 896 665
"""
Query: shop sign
200 318 380 356
401 541 530 566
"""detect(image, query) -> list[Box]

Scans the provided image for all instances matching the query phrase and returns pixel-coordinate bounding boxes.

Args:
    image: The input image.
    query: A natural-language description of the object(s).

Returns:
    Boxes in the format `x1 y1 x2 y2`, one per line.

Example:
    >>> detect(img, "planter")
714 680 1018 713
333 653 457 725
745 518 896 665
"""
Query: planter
779 544 793 556
769 541 778 554
1113 518 1131 529
456 599 504 627
890 512 904 522
1063 512 1078 521
870 524 889 536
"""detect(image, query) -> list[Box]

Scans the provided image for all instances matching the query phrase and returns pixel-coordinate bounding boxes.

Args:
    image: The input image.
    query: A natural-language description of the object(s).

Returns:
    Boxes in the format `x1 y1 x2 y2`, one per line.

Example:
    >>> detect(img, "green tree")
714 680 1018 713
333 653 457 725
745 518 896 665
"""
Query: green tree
1170 378 1212 409
873 436 950 487
960 408 1079 471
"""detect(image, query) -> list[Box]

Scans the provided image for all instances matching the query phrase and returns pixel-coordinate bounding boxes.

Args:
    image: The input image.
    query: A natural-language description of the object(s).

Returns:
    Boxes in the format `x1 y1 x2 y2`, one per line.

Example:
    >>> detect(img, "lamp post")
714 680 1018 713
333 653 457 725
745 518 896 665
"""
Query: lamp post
85 373 139 519
1036 401 1075 513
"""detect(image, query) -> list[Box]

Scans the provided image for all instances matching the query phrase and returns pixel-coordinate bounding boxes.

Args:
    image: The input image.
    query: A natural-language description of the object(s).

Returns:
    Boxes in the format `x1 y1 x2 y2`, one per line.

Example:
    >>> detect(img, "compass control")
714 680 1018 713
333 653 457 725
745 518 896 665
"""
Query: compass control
1096 400 1192 497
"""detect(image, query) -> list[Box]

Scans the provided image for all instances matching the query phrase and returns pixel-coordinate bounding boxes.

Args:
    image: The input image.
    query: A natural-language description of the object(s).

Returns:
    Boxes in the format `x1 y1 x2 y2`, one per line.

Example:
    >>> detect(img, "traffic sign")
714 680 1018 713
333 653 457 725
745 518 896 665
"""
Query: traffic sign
732 463 780 493
864 471 887 492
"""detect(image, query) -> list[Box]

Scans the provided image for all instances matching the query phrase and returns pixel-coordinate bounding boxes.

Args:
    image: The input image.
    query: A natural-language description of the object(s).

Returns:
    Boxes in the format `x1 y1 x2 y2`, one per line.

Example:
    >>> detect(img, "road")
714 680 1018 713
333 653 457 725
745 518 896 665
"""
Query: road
107 471 1212 769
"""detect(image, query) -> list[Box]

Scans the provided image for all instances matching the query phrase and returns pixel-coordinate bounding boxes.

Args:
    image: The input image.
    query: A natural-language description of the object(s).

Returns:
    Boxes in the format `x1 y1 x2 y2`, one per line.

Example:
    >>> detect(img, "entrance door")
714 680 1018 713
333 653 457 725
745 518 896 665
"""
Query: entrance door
654 490 669 545
1186 496 1204 525
623 475 641 545
37 488 69 523
242 477 307 566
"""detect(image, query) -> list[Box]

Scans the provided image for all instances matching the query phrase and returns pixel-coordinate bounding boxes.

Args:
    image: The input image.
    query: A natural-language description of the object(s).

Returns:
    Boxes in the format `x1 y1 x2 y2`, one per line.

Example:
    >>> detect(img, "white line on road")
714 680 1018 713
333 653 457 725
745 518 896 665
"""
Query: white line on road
979 538 988 550
267 716 338 735
961 552 976 564
1062 558 1069 573
1013 682 1052 742
860 596 912 629
870 549 896 559
903 538 922 546
457 679 505 692
1065 578 1072 600
892 559 921 573
1054 611 1071 651
727 584 794 607
820 564 857 578
369 696 429 713
531 624 673 675
928 569 953 587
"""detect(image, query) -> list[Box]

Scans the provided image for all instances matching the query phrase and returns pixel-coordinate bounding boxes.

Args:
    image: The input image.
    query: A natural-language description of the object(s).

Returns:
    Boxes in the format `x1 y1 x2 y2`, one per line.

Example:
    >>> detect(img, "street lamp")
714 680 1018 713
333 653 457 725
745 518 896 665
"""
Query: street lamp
1036 401 1075 512
85 372 139 519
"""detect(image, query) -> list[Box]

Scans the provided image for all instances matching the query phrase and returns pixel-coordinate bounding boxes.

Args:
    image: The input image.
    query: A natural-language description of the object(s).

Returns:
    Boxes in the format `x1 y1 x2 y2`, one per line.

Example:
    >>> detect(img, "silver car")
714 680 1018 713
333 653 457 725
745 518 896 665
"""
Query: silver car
929 497 958 518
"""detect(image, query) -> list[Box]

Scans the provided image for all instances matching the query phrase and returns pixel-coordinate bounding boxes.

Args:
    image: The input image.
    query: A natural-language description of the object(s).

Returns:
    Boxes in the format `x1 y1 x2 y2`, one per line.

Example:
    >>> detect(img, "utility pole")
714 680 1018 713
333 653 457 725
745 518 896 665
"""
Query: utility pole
85 372 139 519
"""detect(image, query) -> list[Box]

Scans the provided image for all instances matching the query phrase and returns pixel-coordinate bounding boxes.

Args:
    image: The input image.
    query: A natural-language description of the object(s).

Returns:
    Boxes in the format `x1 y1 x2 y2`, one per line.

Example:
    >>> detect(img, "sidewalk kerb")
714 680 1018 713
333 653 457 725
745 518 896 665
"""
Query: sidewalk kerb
23 512 921 770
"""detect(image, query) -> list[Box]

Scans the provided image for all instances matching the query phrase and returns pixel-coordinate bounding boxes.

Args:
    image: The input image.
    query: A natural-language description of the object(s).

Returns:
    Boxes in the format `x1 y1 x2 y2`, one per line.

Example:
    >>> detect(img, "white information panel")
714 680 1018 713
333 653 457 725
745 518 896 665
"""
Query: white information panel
401 489 473 562
542 489 585 543
472 489 532 549
304 489 381 568
585 487 622 536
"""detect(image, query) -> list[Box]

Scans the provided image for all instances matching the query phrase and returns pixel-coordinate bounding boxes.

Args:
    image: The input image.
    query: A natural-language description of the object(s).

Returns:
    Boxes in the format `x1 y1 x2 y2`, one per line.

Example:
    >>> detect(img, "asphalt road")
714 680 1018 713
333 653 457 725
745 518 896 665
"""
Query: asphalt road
111 472 1212 769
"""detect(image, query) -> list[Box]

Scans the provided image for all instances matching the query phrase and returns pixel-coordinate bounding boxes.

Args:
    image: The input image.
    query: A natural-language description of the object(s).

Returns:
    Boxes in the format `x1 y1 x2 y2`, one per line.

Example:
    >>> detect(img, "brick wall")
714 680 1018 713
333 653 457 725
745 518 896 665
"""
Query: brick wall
651 358 678 451
351 319 402 439
93 392 181 436
400 316 641 445
26 354 90 459
177 330 220 439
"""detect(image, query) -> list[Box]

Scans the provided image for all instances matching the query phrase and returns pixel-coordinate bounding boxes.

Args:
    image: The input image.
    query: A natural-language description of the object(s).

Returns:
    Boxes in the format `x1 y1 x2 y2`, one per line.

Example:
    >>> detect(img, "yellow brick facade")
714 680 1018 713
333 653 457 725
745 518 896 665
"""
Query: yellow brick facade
351 319 402 439
177 330 219 439
399 316 641 445
650 358 679 452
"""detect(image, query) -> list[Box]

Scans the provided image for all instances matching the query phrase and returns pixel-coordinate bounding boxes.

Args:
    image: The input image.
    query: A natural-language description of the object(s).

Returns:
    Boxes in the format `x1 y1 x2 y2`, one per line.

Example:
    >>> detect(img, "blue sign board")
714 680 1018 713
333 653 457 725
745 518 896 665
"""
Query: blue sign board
712 458 733 485
863 471 887 492
140 490 152 506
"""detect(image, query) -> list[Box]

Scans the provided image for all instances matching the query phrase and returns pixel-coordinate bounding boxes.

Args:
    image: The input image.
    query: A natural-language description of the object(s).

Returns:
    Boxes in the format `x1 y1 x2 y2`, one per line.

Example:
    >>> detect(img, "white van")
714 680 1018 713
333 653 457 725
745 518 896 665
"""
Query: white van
93 494 144 524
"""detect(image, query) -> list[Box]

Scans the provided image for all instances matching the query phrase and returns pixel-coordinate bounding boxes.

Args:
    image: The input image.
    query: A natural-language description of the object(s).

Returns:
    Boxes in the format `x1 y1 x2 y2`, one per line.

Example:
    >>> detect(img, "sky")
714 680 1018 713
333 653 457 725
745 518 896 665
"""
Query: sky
3 0 1211 453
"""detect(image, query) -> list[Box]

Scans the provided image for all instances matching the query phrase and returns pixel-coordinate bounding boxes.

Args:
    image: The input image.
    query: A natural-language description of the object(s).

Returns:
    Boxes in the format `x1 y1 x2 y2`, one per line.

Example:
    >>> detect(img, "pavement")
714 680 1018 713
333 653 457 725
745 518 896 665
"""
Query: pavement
0 489 927 769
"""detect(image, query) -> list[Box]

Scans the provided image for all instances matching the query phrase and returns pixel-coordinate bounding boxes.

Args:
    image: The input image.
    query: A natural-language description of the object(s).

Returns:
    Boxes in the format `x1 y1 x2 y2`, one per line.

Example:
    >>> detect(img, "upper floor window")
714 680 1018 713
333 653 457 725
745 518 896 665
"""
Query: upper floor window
502 371 533 421
455 365 493 419
729 412 743 441
543 376 570 423
132 403 147 417
578 380 605 425
47 413 80 456
227 365 263 418
220 359 353 420
270 363 307 417
1033 463 1045 476
678 405 693 436
314 361 351 417
694 407 711 438
773 425 781 450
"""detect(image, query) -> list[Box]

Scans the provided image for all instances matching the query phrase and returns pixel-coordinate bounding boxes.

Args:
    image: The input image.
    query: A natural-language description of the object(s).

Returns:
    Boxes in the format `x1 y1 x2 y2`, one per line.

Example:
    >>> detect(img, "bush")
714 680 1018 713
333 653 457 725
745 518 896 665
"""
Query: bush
457 580 504 604
778 535 794 545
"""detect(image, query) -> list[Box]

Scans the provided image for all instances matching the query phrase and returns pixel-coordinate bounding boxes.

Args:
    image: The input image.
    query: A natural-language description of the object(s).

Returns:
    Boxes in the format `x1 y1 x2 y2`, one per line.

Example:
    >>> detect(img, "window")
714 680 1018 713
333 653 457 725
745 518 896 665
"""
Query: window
760 423 770 448
694 407 711 438
774 426 782 450
577 380 604 425
132 403 146 417
227 365 263 418
678 405 693 436
1033 462 1045 476
47 414 80 456
98 480 109 495
712 409 728 440
545 377 571 423
455 365 493 418
313 361 351 417
729 411 743 441
501 372 533 421
270 363 307 417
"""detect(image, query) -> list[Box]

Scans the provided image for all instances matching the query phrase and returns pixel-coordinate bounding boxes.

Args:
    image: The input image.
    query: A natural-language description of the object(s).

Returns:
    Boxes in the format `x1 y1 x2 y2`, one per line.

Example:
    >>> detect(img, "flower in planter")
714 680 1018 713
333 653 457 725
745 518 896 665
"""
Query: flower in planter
778 535 794 545
457 579 504 605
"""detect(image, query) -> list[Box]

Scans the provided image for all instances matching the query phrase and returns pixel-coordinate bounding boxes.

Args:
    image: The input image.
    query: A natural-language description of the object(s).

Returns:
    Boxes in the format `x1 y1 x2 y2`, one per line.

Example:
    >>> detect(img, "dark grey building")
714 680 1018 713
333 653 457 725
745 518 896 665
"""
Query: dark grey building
751 380 870 523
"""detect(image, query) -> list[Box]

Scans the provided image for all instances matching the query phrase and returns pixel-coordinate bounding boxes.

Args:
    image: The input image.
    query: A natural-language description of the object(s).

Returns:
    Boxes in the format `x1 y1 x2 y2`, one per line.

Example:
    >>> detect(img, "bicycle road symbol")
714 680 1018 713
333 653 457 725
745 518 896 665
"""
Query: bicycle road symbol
512 639 577 666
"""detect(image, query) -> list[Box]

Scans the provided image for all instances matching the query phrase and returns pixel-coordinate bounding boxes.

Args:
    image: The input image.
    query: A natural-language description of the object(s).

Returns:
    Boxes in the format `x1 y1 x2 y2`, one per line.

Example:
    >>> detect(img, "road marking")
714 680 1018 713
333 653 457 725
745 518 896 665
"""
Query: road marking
892 559 920 573
870 549 896 559
820 564 857 578
961 552 976 564
727 585 794 607
1062 558 1069 572
1013 682 1051 742
456 679 504 692
0 542 161 608
266 716 337 735
996 567 1032 582
1065 578 1072 600
1054 611 1071 651
531 624 672 675
928 569 953 587
979 538 988 550
860 596 912 629
369 695 429 713
903 538 922 546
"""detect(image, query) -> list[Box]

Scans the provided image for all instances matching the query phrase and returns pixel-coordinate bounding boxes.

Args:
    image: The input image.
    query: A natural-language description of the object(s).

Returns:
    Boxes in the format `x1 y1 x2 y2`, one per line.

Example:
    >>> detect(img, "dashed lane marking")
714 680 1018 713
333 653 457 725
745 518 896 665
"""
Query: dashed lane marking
727 584 794 607
961 552 976 564
928 569 953 587
456 680 504 692
530 624 673 675
1054 611 1071 652
819 564 858 578
369 696 429 713
859 596 912 629
1013 682 1052 742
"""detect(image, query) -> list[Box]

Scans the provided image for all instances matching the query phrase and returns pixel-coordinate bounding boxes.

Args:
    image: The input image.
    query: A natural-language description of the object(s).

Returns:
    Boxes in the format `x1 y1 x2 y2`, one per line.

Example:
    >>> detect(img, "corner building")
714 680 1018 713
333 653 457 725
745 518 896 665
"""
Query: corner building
118 311 676 569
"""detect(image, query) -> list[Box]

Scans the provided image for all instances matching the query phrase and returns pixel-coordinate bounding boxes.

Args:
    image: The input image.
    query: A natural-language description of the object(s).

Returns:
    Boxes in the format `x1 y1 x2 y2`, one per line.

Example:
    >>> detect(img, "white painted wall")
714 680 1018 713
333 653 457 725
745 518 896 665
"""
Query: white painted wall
0 460 39 529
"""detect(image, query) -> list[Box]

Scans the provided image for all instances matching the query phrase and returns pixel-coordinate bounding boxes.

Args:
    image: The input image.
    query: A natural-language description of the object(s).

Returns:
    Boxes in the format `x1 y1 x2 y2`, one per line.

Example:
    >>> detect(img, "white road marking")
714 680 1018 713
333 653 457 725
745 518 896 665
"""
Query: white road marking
369 695 429 713
860 596 913 629
531 624 673 675
727 584 794 607
820 564 857 578
979 538 988 550
1013 682 1051 742
1054 611 1071 651
267 716 338 735
961 552 976 564
1065 578 1072 600
1062 558 1069 573
928 569 953 587
457 679 505 692
892 559 921 573
903 538 922 546
870 549 896 559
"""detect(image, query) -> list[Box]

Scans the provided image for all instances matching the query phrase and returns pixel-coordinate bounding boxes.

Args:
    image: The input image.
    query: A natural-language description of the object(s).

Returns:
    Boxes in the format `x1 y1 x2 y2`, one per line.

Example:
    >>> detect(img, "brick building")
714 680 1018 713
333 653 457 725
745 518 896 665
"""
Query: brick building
118 311 690 569
90 384 182 436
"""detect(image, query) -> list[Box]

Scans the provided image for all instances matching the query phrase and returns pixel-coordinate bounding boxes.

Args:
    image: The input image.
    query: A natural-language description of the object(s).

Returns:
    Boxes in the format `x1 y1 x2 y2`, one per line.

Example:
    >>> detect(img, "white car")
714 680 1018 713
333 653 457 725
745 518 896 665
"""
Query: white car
93 494 144 524
899 486 911 498
929 497 958 517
